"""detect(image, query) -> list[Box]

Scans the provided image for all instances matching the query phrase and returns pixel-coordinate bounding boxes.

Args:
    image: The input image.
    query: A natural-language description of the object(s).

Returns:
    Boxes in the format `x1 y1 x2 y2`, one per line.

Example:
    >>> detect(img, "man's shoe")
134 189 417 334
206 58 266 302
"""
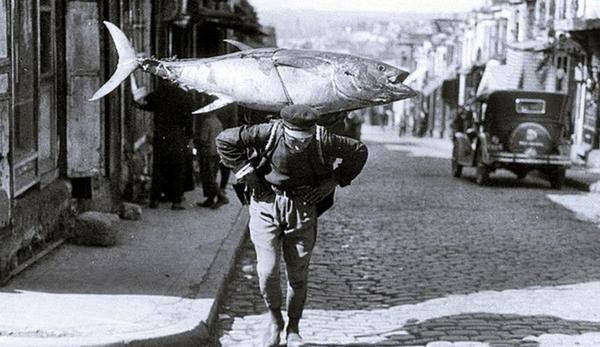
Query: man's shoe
262 322 282 347
196 199 214 208
218 191 229 204
286 332 302 347
210 199 227 209
171 202 185 210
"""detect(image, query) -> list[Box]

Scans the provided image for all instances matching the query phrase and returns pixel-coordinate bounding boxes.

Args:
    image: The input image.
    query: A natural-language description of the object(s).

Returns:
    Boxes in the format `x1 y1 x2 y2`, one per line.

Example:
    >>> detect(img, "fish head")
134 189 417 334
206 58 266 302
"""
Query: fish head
333 57 417 106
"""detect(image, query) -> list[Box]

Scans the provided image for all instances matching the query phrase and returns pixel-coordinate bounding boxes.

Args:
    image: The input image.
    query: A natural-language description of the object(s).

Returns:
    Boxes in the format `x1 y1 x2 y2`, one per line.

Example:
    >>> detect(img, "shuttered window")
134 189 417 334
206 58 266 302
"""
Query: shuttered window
38 0 58 183
12 0 38 195
0 0 10 201
124 0 152 147
11 0 59 196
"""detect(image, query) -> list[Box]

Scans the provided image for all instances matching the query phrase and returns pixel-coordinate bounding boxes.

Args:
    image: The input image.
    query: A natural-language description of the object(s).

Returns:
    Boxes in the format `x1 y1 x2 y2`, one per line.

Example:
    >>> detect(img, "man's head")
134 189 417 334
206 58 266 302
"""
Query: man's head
280 104 319 139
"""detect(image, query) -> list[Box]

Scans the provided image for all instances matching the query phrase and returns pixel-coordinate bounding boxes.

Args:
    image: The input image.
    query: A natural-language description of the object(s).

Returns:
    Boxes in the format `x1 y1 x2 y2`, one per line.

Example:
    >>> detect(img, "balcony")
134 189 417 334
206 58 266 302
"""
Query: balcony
555 0 600 32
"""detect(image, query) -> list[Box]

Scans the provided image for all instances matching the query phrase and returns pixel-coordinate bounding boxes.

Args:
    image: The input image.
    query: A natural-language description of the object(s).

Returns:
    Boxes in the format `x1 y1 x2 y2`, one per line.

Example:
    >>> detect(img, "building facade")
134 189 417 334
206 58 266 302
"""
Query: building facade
554 0 600 159
416 0 600 167
0 0 265 283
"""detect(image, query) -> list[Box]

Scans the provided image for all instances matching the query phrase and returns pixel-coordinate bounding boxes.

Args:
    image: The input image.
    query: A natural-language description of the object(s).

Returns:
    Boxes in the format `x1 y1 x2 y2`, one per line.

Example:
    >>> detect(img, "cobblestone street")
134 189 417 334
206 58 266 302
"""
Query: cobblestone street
212 132 600 346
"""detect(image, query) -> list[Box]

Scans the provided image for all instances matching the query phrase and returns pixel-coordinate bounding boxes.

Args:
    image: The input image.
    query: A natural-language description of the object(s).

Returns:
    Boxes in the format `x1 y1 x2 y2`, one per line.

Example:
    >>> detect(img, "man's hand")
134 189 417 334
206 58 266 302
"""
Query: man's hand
242 171 271 198
243 171 261 190
303 178 337 205
130 75 148 104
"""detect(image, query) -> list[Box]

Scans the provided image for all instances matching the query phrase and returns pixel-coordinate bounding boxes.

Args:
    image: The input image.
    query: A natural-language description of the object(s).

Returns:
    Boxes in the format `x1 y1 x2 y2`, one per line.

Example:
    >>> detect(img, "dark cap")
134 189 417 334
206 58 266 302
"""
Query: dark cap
280 105 319 131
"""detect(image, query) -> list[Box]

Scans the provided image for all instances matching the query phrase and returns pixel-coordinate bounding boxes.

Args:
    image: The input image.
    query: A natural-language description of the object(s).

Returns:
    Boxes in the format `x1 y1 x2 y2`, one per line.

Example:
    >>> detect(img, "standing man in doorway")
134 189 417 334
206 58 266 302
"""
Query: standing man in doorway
216 105 368 346
132 81 196 210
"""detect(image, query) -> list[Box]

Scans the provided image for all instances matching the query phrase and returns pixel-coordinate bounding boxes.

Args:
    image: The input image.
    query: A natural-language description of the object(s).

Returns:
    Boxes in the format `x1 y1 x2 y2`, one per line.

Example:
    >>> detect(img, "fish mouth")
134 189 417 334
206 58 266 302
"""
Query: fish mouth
388 82 418 100
337 84 417 104
387 71 409 85
385 72 417 100
333 72 417 104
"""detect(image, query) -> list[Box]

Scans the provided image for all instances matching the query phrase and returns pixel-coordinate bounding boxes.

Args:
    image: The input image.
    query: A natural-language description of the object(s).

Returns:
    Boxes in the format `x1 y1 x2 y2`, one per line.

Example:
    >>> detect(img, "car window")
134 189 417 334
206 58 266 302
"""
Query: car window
515 98 546 114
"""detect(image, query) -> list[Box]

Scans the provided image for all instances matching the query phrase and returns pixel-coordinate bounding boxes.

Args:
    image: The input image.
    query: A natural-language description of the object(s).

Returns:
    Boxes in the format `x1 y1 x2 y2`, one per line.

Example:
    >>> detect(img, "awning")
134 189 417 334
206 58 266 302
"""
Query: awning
404 66 428 86
442 78 459 107
162 1 265 36
421 78 443 96
508 39 550 52
197 9 265 35
476 60 517 97
203 18 265 35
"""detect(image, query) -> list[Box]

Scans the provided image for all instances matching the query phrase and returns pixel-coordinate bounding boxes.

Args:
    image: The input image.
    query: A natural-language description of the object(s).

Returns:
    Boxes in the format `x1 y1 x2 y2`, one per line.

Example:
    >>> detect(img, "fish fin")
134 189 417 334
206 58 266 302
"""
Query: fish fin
192 95 235 114
273 52 332 78
224 39 253 51
273 51 332 69
90 22 139 101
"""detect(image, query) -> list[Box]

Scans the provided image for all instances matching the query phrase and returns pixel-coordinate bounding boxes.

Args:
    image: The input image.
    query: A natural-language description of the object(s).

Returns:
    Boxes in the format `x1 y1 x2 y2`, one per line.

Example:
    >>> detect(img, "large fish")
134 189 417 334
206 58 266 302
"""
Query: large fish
90 21 417 115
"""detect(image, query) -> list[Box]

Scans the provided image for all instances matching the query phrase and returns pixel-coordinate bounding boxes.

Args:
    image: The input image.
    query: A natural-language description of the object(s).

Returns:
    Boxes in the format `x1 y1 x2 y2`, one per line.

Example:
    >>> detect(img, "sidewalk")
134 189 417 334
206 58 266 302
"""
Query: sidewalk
0 187 248 346
361 125 600 192
565 166 600 192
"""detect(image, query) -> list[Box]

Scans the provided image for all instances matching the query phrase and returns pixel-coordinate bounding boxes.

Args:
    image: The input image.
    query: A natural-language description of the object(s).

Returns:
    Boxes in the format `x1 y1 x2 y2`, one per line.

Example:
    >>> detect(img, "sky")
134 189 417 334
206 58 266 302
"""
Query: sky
247 0 487 14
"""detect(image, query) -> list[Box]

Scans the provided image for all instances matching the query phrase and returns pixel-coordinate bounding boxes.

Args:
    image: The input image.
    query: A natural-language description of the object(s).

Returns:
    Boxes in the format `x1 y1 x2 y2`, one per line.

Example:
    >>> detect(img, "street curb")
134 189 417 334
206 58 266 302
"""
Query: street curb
564 177 591 192
202 206 250 342
117 206 250 347
2 206 250 347
530 170 593 193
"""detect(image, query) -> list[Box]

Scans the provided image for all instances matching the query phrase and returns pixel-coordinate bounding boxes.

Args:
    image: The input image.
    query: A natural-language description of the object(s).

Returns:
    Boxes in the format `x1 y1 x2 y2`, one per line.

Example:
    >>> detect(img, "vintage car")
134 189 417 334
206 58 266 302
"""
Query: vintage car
451 90 571 188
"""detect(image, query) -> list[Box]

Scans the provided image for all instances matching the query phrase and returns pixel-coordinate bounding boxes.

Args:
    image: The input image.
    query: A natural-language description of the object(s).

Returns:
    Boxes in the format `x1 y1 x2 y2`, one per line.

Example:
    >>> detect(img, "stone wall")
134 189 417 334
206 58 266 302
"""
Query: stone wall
0 180 72 283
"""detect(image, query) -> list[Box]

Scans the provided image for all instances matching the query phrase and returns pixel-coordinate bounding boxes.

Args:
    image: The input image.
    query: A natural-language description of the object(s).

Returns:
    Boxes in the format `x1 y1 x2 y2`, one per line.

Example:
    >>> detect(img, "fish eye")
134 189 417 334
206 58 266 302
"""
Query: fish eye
378 65 386 72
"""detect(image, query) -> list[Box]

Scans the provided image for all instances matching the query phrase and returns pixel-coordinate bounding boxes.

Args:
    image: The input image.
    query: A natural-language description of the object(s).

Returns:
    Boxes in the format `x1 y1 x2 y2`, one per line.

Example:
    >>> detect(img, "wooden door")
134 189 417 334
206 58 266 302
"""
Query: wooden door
65 1 102 177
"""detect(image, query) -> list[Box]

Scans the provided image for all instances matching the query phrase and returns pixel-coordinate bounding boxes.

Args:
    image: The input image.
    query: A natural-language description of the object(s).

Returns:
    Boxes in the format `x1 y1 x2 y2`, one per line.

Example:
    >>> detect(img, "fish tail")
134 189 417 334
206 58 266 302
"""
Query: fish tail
89 21 140 101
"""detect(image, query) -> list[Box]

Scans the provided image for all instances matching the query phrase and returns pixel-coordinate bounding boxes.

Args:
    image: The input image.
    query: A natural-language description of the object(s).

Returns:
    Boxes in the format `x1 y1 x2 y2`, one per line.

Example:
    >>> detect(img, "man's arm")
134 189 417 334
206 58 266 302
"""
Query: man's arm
303 131 368 204
324 132 369 187
215 123 273 179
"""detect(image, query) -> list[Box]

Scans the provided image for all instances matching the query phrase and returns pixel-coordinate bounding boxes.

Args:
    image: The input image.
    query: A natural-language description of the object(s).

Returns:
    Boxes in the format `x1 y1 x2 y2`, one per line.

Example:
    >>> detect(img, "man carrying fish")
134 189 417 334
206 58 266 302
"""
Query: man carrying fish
216 104 368 346
89 22 416 345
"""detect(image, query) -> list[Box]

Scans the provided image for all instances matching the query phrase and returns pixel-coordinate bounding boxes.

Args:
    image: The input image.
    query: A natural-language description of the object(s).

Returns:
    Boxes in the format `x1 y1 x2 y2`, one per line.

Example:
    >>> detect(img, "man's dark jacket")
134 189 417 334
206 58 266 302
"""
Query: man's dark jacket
216 122 368 190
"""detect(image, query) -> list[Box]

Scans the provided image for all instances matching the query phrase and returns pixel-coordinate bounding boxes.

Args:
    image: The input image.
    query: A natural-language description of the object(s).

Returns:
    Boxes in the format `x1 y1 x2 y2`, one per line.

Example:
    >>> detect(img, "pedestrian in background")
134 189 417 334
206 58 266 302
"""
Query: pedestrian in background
196 112 227 209
345 110 365 140
215 105 240 204
132 81 195 210
216 104 368 347
318 110 347 136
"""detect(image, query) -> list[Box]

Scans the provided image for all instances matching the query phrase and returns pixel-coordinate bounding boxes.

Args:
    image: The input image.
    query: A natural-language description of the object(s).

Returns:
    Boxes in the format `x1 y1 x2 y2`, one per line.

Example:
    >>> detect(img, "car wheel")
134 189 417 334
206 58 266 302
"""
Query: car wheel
549 167 566 190
516 171 527 179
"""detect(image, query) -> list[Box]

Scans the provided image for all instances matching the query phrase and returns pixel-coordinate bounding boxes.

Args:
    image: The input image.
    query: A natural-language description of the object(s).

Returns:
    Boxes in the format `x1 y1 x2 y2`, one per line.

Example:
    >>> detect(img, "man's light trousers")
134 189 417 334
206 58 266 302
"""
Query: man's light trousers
249 192 317 319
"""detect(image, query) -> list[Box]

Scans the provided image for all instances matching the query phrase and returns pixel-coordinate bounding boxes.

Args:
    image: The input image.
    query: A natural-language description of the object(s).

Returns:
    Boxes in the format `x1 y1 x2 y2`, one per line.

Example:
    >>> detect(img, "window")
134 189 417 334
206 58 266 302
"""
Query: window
13 0 36 167
12 0 59 196
558 0 567 19
38 0 58 180
555 54 569 92
0 11 13 204
39 10 53 75
0 0 6 59
515 98 546 114
124 0 153 146
514 9 520 42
